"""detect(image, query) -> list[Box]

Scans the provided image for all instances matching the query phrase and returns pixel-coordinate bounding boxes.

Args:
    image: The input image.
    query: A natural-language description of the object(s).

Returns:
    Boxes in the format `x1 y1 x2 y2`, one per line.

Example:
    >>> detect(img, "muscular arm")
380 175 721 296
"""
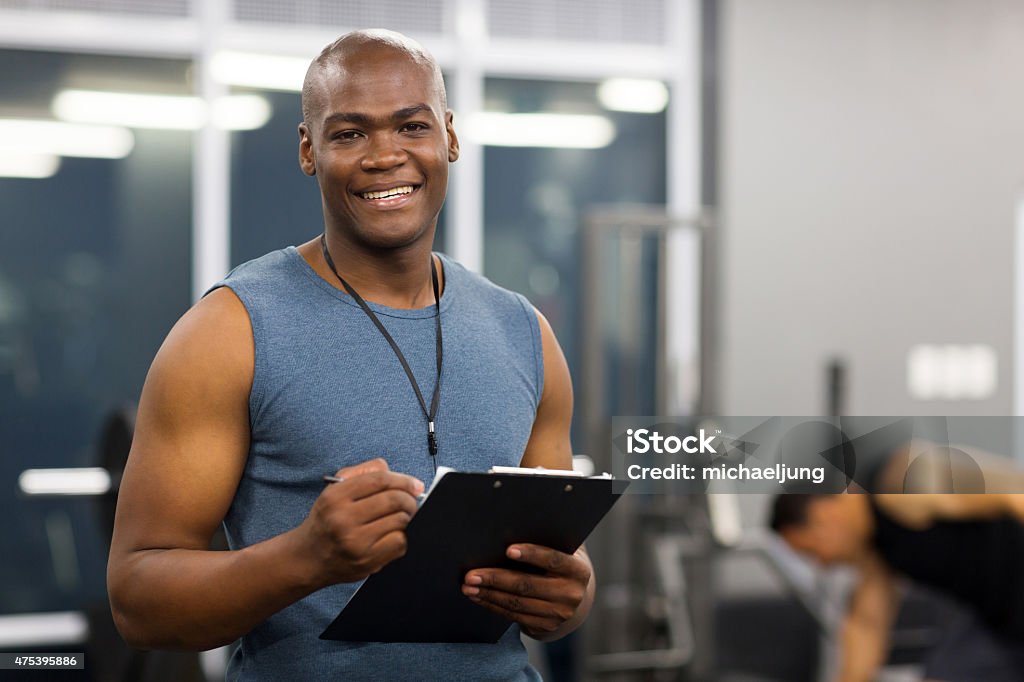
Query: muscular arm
462 309 595 641
876 484 1024 529
878 494 1024 528
108 288 421 650
876 442 1024 525
518 310 574 472
838 555 898 682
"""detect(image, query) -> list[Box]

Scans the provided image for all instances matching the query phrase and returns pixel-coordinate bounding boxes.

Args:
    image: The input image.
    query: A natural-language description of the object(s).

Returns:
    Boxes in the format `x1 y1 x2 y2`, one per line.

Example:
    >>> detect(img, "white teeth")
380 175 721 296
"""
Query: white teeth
360 185 415 200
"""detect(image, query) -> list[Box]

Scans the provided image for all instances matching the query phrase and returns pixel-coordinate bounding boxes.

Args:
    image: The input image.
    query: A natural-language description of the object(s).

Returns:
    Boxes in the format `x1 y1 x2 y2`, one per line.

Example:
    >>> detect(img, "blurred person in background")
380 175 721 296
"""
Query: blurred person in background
772 446 1024 682
106 29 593 681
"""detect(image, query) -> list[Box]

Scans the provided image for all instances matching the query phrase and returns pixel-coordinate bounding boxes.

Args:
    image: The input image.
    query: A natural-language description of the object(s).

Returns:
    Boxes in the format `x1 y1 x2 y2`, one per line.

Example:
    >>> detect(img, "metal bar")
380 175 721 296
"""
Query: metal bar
1016 195 1024 463
617 232 642 414
579 210 620 675
578 207 710 679
0 9 198 57
585 205 708 230
482 39 673 80
191 0 231 300
588 534 696 673
666 4 714 677
447 0 486 272
697 0 720 419
656 229 669 416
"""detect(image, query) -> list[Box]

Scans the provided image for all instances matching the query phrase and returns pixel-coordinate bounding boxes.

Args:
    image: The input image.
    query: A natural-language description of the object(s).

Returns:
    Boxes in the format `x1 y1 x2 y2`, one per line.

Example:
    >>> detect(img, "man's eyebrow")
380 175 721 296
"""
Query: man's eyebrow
322 111 372 127
322 103 435 128
391 103 434 120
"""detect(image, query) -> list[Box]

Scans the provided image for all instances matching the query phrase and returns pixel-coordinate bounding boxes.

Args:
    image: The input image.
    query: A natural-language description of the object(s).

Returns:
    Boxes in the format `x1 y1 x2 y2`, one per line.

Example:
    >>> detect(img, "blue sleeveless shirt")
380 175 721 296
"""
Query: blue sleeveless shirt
207 246 544 681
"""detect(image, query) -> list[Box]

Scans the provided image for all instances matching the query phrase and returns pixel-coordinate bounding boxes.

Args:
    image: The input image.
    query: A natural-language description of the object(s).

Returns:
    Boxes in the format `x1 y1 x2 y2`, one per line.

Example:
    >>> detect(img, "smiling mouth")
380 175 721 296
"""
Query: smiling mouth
357 185 420 201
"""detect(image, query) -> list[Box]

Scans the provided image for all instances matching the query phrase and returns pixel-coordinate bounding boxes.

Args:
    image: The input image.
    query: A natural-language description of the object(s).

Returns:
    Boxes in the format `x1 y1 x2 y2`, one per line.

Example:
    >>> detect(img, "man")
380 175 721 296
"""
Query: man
107 29 593 681
771 485 1024 682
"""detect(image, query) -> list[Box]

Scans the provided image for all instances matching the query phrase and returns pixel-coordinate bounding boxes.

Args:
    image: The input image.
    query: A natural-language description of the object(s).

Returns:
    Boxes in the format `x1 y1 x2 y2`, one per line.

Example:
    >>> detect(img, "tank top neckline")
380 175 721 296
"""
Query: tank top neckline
284 245 457 320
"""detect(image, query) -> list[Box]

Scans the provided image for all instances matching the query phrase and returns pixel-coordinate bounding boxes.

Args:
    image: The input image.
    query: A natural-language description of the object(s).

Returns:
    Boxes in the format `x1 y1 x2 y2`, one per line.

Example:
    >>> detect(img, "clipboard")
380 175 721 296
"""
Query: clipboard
320 469 623 643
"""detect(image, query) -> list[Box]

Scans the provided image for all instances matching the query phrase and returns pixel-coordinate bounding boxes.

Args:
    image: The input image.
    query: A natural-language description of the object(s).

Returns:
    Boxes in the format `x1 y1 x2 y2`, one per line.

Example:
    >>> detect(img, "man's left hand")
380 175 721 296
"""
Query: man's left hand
462 544 592 640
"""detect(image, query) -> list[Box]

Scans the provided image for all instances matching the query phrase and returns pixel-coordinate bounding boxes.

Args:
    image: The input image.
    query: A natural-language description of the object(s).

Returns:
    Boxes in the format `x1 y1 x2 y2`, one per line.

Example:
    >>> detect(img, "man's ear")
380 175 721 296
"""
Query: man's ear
298 122 316 176
445 110 460 163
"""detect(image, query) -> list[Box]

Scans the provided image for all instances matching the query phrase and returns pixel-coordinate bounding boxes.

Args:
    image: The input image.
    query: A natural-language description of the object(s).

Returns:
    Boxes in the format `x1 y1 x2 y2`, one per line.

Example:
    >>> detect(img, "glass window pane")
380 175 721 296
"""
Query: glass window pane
481 77 668 428
0 48 193 614
230 90 322 264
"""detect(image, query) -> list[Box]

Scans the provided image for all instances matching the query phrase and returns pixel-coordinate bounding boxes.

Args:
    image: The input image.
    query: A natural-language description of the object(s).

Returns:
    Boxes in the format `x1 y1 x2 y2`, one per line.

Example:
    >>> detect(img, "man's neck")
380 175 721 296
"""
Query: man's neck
299 230 442 310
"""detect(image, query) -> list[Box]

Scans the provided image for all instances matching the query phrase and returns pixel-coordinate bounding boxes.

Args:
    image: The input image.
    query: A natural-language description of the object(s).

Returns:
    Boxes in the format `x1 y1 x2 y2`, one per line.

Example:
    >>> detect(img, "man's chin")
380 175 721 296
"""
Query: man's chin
353 224 433 252
326 208 437 252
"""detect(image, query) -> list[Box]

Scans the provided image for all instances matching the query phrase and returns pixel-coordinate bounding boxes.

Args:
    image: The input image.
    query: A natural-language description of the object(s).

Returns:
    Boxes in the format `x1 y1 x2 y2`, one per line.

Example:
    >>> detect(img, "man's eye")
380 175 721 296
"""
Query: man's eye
401 123 428 133
333 130 361 140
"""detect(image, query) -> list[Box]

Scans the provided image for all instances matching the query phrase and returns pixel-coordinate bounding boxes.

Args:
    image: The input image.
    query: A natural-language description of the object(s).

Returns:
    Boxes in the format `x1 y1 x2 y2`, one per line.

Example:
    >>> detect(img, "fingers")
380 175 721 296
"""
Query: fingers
460 546 592 637
313 504 413 577
334 457 389 479
504 544 591 580
340 514 412 572
327 469 425 502
463 585 575 621
304 459 425 585
320 519 410 579
467 597 566 636
346 488 418 524
463 569 584 605
366 528 409 567
320 475 420 538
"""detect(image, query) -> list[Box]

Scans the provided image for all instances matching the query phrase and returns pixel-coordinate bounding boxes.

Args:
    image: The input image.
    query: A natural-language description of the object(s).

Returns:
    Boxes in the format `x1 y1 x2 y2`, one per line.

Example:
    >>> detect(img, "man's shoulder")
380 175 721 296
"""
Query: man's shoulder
212 247 296 290
152 285 254 396
200 247 313 314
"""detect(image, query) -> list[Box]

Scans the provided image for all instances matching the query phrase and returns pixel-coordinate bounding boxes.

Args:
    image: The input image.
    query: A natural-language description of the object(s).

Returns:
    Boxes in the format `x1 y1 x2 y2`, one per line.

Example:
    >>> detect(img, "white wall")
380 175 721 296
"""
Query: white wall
718 0 1024 416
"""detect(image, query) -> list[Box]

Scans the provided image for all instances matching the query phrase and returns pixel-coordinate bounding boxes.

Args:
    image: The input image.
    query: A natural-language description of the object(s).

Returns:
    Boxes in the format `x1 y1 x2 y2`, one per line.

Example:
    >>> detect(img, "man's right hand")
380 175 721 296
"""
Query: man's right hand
297 458 424 587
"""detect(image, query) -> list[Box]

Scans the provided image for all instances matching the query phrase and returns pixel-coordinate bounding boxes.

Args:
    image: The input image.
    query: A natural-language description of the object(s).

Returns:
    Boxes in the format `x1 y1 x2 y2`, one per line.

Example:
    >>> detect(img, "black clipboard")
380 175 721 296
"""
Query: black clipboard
320 470 623 643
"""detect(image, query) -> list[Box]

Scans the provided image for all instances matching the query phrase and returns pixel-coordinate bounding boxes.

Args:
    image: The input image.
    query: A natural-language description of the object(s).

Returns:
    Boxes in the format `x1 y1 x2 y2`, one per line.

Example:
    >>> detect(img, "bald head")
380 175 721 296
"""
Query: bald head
301 29 447 129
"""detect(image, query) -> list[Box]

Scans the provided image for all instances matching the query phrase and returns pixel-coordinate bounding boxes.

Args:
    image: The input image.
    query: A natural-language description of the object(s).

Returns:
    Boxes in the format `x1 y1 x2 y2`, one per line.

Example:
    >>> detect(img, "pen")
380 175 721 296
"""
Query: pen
322 473 427 501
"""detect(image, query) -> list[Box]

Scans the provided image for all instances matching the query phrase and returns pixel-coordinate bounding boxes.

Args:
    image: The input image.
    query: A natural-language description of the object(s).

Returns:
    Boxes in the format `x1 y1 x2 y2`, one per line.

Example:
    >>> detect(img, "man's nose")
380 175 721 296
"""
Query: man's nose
360 134 408 171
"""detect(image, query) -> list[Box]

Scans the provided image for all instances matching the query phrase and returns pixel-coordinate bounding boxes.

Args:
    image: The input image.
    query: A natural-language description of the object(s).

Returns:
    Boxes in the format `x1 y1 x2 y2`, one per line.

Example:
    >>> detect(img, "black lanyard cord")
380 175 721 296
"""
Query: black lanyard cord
319 233 442 462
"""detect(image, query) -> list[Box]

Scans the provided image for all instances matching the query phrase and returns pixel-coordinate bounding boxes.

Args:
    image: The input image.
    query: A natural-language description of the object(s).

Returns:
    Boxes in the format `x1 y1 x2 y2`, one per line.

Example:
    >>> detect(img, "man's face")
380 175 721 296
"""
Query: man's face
781 498 864 567
299 48 458 250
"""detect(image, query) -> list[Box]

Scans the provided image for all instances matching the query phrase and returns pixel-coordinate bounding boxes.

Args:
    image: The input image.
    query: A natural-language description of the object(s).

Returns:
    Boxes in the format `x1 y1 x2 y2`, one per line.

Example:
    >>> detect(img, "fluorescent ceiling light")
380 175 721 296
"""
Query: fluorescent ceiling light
55 90 204 130
597 78 669 113
53 90 272 131
0 612 89 648
0 153 61 179
19 467 111 496
464 112 616 149
211 51 309 92
211 94 272 130
0 119 134 159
